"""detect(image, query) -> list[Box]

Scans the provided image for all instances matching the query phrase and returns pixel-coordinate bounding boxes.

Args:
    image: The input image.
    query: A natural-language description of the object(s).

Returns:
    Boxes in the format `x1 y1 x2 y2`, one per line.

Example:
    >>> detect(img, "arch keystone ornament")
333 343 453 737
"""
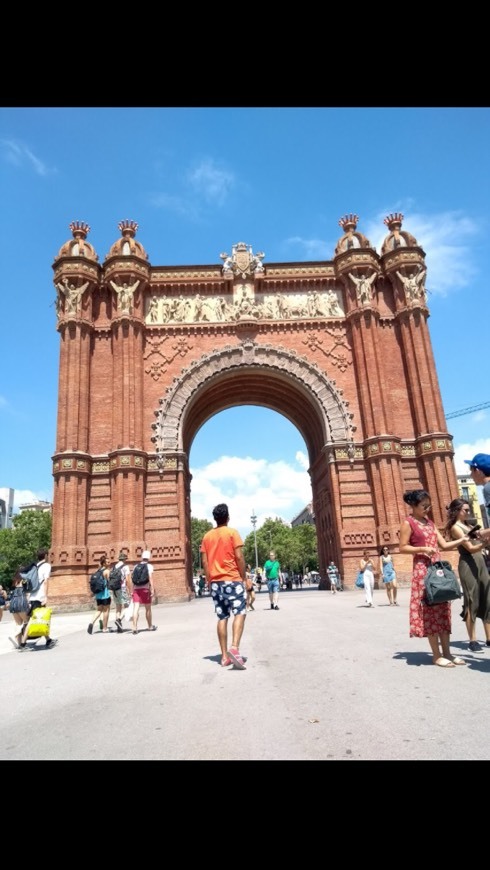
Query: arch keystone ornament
49 217 459 608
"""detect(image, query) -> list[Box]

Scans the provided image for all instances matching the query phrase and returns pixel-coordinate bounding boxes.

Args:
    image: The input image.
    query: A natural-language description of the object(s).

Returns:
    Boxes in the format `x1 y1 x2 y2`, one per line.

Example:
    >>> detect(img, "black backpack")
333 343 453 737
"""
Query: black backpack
108 564 123 591
131 562 149 586
89 568 106 594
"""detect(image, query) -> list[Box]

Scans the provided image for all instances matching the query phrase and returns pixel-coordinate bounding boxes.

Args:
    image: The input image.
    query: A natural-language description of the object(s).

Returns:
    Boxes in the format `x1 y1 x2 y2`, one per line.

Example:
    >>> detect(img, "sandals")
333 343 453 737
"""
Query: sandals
221 657 232 667
227 647 246 670
434 657 456 668
450 656 466 666
148 625 157 631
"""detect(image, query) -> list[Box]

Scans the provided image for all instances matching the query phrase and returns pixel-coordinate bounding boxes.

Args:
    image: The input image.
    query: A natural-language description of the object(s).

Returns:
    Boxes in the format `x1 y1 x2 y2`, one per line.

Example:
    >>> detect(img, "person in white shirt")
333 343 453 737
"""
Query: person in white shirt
19 548 57 650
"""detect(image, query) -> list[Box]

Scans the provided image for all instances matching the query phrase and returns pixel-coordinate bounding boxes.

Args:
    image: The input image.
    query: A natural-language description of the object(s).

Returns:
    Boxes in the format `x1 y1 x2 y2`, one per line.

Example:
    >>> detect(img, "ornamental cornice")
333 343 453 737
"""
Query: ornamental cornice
265 265 335 277
151 269 223 281
381 247 425 272
53 261 100 282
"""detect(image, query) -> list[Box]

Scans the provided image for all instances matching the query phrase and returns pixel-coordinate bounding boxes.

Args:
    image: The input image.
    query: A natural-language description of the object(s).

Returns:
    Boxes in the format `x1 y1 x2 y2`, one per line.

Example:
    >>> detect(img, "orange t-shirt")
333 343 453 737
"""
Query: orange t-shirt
200 525 244 583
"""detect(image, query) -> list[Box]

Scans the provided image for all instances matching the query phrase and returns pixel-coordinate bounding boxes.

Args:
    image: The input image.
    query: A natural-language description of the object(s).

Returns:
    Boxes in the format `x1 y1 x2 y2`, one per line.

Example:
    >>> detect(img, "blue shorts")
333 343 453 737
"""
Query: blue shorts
267 579 280 593
210 581 247 620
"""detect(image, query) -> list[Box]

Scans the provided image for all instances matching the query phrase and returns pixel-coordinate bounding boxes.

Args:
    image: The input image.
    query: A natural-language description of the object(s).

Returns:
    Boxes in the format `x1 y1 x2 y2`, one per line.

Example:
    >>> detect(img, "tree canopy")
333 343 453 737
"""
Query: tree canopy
0 511 52 588
243 517 318 575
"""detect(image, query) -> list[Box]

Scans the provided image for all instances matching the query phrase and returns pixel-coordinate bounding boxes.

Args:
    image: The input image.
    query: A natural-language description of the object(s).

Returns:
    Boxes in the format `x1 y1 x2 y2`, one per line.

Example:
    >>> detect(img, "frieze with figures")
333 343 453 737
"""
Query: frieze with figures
145 284 344 325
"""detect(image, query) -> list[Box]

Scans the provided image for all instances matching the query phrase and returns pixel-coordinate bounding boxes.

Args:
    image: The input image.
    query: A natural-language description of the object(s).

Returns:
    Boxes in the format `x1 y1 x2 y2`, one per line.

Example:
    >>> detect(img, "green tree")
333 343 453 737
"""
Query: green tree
291 523 318 574
191 517 213 574
0 511 52 588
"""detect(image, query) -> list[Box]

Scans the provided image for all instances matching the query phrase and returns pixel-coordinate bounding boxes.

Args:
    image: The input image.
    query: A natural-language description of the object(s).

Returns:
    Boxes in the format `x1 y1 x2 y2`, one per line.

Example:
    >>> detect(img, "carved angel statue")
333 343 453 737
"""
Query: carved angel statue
348 271 377 305
396 266 427 303
110 278 139 313
56 277 89 314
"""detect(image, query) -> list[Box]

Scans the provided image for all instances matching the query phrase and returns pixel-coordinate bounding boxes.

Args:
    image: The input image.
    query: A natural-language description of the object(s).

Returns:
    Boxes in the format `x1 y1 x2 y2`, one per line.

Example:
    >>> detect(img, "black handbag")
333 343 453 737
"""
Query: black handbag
423 560 462 606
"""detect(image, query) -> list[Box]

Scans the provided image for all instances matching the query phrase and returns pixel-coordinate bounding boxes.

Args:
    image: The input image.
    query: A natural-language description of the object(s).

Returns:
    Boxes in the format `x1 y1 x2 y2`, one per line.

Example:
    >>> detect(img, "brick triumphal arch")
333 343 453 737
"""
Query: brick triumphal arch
49 214 458 607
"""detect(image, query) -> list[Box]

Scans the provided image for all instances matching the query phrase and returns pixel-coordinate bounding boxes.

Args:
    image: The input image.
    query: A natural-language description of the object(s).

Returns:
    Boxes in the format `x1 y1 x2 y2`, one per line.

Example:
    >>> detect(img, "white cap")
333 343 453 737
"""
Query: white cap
142 550 151 560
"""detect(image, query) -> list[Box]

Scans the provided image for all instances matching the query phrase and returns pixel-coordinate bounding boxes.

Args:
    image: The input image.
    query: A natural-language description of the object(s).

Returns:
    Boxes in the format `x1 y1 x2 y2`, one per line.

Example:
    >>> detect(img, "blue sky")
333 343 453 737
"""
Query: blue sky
1 107 489 537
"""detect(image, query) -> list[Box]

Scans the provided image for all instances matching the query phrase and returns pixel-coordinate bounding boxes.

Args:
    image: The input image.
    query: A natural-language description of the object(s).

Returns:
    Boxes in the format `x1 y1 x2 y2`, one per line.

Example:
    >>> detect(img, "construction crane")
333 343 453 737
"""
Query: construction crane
446 401 490 420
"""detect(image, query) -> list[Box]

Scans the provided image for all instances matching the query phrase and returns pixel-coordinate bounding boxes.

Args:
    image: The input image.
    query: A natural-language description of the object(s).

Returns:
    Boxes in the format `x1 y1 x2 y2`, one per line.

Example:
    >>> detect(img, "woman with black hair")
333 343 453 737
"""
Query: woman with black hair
445 498 490 653
399 489 467 669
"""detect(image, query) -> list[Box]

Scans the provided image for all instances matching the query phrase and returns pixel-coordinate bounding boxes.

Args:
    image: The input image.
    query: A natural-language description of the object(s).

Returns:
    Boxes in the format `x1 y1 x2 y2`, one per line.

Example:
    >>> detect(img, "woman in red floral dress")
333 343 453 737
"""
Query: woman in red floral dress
399 489 467 668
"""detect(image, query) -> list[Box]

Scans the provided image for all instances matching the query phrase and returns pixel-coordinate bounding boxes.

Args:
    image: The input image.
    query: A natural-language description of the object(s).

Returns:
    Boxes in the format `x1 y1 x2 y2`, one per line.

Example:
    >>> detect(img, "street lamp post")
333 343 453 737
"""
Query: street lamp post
250 509 259 571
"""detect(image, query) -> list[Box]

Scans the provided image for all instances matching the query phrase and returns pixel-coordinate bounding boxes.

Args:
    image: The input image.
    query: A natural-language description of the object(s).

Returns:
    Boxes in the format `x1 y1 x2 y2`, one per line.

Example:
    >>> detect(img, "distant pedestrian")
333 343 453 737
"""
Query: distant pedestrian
360 551 375 607
264 550 282 610
327 561 340 594
87 555 111 635
246 564 255 611
19 548 58 649
110 551 132 633
131 550 157 634
255 569 263 592
200 503 248 669
198 573 206 597
379 546 398 605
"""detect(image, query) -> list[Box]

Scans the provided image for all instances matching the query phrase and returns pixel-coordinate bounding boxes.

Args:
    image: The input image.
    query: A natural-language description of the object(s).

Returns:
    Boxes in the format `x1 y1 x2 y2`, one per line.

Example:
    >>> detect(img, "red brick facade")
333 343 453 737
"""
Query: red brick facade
49 215 458 608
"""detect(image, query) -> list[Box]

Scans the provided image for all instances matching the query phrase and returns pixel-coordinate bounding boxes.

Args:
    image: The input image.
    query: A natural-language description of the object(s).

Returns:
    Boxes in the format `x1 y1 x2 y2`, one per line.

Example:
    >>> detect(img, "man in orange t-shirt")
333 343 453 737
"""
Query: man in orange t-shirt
200 503 250 670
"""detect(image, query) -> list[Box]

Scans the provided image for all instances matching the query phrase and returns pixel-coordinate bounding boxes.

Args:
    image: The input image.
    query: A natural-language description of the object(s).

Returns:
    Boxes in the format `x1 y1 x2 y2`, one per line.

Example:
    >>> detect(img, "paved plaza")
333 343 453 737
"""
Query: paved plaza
1 585 489 761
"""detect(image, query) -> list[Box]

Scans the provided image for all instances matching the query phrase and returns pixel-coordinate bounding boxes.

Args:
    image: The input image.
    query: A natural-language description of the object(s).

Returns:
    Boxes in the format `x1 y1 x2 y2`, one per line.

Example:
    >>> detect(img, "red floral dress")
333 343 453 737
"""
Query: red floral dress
407 516 451 637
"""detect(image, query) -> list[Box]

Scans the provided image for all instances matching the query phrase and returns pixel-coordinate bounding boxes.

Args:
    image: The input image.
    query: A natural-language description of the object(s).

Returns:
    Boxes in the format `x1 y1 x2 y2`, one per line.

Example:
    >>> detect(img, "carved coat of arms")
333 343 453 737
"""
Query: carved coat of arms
220 242 265 278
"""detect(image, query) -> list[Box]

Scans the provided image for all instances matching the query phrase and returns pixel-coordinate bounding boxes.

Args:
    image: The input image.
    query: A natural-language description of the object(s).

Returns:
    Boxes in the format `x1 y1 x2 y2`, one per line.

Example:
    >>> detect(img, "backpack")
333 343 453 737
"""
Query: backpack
423 560 462 606
131 562 149 586
108 563 123 591
20 562 41 595
89 568 106 595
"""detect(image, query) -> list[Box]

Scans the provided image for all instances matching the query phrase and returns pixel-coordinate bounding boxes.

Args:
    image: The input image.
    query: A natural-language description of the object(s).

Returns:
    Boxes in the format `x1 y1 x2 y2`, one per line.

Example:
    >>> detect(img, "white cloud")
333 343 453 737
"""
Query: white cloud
0 139 51 176
186 158 234 206
12 489 52 512
149 192 200 219
190 455 312 536
284 235 330 260
365 207 478 297
453 437 490 475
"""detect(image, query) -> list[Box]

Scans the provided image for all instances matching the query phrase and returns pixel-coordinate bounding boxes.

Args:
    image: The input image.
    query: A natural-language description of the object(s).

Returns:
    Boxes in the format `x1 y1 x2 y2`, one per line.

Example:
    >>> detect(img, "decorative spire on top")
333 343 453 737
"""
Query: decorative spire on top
381 212 418 254
69 221 90 240
338 214 359 232
335 214 371 255
383 213 404 232
54 221 98 262
105 220 148 261
118 220 139 239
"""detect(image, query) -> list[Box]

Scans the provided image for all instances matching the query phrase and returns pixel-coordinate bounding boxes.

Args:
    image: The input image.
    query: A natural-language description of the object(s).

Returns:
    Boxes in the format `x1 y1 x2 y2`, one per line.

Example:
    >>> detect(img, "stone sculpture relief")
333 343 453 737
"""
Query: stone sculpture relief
55 278 90 315
145 285 344 324
110 278 140 314
396 266 427 305
348 271 377 305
